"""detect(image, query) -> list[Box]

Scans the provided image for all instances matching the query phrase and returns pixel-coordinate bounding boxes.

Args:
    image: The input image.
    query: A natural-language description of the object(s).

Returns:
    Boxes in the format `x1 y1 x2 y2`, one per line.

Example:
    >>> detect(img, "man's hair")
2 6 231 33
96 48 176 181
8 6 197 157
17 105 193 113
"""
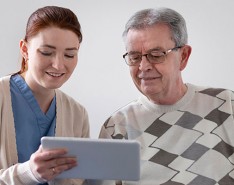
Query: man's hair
122 7 188 47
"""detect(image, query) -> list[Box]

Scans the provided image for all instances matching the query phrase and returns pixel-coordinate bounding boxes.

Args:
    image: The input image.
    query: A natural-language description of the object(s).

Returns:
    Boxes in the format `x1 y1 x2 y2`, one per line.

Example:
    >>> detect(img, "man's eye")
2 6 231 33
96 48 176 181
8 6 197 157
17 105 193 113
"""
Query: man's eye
150 54 162 59
150 51 164 57
130 55 141 61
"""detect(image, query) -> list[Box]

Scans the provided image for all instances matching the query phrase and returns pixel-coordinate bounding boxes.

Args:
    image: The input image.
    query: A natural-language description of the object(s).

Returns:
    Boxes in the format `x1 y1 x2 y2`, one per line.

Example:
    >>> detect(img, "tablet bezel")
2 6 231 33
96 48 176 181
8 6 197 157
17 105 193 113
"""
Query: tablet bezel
41 136 140 181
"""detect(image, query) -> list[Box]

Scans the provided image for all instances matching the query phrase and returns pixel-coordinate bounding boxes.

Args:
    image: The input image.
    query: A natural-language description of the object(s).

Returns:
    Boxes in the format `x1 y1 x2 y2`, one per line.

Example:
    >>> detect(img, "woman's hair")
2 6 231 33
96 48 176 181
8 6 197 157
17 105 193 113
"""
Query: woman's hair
122 7 188 47
19 6 82 74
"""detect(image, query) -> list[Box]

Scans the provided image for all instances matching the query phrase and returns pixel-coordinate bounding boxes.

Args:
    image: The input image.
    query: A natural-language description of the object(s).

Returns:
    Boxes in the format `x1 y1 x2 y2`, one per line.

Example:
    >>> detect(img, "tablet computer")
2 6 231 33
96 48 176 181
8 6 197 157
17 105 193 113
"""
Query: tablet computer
41 136 140 181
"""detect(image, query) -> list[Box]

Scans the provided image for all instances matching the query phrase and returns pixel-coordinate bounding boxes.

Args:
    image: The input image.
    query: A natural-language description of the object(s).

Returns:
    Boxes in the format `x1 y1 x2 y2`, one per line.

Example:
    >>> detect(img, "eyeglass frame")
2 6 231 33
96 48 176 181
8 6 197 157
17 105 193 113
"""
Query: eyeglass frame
123 46 183 66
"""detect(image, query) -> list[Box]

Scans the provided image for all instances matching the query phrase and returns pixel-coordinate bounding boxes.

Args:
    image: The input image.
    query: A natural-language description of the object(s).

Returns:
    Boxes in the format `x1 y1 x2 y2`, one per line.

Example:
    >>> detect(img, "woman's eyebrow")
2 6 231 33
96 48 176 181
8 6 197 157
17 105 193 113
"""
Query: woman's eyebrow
65 47 78 51
40 44 56 49
40 45 78 51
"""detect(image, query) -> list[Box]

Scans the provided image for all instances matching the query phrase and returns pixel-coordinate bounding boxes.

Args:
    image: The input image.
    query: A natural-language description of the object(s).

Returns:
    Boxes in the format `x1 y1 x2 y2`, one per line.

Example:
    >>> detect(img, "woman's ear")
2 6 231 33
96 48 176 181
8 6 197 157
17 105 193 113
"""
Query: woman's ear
179 45 192 71
20 39 28 61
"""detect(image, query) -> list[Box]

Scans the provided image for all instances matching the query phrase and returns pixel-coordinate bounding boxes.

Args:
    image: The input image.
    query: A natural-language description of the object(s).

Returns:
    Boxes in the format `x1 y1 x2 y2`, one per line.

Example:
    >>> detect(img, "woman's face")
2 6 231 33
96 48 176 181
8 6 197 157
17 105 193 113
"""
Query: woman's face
20 26 80 92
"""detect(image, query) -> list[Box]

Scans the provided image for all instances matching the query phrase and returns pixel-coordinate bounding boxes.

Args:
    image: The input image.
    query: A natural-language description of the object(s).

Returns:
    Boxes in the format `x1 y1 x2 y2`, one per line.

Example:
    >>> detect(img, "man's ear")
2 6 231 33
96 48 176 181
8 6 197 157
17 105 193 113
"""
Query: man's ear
179 45 192 71
20 40 28 61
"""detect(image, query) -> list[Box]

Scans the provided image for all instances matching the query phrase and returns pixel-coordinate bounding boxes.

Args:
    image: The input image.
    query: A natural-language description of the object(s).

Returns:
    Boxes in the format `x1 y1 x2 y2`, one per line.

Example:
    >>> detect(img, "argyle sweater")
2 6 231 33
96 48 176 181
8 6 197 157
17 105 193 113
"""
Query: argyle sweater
99 83 234 185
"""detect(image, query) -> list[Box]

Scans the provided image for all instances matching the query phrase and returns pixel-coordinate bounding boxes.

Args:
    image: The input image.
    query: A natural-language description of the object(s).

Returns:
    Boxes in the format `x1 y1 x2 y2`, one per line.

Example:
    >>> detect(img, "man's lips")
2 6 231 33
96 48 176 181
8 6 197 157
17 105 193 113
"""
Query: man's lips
138 76 161 80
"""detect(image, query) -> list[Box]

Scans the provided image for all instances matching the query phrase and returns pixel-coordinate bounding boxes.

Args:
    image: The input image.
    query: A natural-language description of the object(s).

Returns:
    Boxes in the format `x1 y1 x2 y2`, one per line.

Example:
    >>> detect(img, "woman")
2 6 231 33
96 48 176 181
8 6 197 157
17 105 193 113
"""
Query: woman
0 6 89 185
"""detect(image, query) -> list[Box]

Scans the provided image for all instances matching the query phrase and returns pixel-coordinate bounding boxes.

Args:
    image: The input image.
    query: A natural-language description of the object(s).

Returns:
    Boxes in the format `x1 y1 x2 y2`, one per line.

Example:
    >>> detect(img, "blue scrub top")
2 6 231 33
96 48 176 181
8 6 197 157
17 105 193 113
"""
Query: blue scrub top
10 74 56 163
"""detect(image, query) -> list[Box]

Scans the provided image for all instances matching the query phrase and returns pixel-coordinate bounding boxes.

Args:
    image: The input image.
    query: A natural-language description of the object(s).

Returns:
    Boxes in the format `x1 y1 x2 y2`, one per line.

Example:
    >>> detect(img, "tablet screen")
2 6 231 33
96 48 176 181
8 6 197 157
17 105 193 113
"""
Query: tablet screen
41 136 140 181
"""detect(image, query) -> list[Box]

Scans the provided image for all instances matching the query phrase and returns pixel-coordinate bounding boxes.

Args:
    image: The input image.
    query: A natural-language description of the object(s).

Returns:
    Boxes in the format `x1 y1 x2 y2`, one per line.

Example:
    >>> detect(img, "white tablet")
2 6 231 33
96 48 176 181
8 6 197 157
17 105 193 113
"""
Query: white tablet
41 136 140 181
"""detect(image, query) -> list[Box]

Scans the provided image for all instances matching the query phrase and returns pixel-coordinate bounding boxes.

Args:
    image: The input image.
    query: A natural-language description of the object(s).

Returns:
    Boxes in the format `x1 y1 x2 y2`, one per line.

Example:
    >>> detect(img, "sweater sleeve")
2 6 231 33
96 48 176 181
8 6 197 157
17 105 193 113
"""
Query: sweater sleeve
0 161 40 185
232 91 234 115
0 77 39 184
50 90 90 184
81 106 90 138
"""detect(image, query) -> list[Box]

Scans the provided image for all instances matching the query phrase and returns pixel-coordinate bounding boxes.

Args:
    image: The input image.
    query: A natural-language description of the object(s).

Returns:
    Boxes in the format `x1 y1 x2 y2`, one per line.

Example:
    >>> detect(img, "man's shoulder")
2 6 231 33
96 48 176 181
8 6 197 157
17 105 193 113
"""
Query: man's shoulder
111 98 141 114
188 83 233 96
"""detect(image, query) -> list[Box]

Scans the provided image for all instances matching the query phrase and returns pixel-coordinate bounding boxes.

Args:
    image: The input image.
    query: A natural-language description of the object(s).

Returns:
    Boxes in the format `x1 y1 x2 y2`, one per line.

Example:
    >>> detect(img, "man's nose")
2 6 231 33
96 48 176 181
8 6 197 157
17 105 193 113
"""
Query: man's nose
139 55 152 71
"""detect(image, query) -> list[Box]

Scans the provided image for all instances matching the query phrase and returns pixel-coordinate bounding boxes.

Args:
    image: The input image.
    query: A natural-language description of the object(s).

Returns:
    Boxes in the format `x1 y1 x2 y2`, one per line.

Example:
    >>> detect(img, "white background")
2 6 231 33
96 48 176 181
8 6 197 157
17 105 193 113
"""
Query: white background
1 0 234 138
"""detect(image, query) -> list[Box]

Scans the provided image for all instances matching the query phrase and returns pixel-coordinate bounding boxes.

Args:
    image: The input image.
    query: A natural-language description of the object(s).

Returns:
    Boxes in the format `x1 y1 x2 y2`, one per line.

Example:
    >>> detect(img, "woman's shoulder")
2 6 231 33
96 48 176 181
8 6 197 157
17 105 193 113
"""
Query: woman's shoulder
0 75 11 97
0 75 11 84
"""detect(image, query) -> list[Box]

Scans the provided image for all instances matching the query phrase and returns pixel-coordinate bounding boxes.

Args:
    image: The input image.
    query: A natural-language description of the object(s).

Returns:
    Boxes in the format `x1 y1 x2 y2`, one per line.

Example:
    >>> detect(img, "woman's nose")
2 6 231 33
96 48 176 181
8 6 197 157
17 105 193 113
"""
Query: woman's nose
52 55 65 70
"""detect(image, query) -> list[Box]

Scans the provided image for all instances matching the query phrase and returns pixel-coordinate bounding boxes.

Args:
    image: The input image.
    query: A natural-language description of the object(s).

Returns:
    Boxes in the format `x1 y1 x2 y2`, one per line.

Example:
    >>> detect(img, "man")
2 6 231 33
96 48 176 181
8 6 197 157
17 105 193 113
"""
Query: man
99 7 234 185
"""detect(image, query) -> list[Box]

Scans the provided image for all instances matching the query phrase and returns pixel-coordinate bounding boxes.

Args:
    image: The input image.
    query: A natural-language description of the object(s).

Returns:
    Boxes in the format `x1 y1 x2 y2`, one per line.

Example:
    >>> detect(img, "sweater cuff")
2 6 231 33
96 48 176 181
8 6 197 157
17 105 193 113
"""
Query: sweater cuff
17 161 45 184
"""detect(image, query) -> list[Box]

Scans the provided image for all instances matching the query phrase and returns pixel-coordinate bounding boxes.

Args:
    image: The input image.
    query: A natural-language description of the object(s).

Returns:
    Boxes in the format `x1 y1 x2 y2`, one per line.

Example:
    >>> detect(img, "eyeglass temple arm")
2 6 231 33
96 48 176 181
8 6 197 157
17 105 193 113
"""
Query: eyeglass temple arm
123 53 128 58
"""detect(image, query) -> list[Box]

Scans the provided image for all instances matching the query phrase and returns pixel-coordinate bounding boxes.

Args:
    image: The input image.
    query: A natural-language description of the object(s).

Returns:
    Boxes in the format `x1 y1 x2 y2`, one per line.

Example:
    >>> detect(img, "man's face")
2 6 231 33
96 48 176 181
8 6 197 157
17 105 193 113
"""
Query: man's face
125 24 187 104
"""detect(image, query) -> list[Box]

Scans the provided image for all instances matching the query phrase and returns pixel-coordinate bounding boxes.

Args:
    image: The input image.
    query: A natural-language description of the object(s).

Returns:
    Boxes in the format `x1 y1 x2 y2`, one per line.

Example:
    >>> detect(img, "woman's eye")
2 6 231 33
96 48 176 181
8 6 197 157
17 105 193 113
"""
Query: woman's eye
40 51 52 56
65 54 75 59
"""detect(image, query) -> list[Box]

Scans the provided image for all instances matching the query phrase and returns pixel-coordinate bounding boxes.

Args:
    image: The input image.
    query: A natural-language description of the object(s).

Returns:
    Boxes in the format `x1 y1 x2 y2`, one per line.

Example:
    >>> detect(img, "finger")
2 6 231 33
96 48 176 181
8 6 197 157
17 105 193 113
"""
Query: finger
51 167 56 176
36 145 43 153
54 157 77 166
48 157 77 169
52 161 77 175
41 167 57 181
40 148 68 161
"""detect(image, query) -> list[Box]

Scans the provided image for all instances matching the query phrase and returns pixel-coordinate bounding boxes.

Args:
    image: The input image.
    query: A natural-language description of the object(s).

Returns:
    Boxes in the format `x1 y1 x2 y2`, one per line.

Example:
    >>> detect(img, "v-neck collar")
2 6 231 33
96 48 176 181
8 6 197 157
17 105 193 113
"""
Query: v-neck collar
11 74 56 122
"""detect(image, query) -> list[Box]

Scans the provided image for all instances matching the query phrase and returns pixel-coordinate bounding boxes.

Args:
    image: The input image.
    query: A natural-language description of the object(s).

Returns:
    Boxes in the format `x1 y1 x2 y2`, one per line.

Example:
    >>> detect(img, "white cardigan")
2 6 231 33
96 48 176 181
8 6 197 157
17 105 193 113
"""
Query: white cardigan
0 75 90 185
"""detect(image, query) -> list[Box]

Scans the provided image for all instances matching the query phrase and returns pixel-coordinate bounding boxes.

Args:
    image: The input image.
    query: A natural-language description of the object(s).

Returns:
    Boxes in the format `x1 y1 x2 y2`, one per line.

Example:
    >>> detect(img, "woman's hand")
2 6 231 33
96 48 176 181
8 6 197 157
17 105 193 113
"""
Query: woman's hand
29 145 77 182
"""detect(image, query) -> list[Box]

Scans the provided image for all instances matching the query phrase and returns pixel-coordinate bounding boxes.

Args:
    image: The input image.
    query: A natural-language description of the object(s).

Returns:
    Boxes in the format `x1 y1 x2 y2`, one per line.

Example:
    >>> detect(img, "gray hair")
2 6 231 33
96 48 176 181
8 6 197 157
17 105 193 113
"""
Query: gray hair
122 7 188 47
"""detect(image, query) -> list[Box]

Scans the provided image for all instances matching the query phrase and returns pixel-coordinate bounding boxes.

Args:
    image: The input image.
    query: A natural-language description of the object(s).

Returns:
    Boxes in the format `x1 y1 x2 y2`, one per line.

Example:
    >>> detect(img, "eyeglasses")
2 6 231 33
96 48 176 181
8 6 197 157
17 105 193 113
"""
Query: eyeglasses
123 46 183 66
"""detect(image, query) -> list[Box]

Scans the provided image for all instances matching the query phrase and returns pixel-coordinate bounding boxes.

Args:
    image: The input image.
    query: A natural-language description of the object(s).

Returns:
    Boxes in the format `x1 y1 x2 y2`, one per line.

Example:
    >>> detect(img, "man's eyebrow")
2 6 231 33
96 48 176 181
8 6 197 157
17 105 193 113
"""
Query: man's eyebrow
128 51 141 54
128 47 163 54
147 47 163 52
